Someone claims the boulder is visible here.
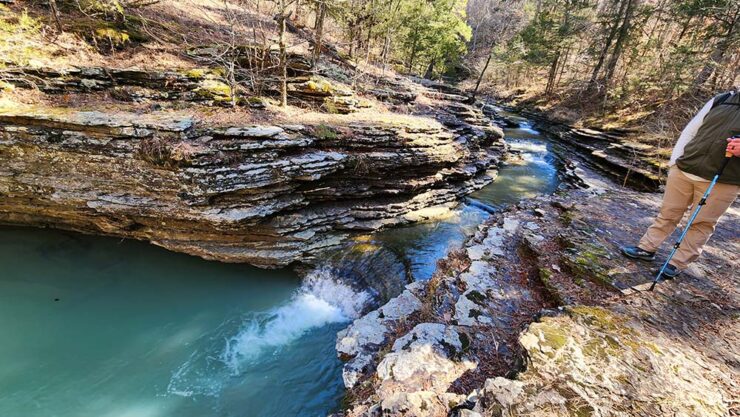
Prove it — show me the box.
[337,288,423,387]
[376,323,476,396]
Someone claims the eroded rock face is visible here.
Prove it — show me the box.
[5,65,370,111]
[337,208,552,417]
[0,104,504,267]
[337,286,424,388]
[487,104,663,191]
[4,66,240,104]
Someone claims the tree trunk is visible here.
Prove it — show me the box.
[587,0,628,92]
[692,8,739,90]
[545,50,561,95]
[278,9,288,107]
[348,23,355,58]
[407,35,419,72]
[556,46,570,86]
[471,20,482,52]
[603,0,638,89]
[424,59,435,79]
[472,47,493,99]
[312,0,326,67]
[381,33,391,75]
[48,0,64,33]
[364,0,375,62]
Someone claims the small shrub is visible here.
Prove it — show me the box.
[0,8,43,65]
[137,135,197,167]
[313,124,338,140]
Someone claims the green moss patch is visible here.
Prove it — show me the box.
[313,124,338,140]
[194,79,233,103]
[562,242,614,287]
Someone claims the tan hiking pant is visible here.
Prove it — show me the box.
[639,166,738,269]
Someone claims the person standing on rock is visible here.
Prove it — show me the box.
[621,90,740,278]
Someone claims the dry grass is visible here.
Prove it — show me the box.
[0,86,443,134]
[1,1,439,130]
[0,4,99,68]
[0,0,308,71]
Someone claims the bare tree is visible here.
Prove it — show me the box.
[312,0,326,66]
[470,0,526,98]
[273,0,297,107]
[48,0,64,33]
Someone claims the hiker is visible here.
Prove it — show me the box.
[621,90,740,278]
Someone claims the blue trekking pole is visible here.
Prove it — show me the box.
[649,143,736,291]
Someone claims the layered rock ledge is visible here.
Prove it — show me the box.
[0,97,504,267]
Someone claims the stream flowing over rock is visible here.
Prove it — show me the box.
[0,72,504,267]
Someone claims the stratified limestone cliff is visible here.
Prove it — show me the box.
[0,90,504,267]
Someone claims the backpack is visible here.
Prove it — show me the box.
[711,91,738,109]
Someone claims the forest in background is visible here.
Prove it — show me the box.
[2,0,739,153]
[465,0,740,144]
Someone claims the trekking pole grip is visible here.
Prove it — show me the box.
[718,135,735,176]
[718,154,732,177]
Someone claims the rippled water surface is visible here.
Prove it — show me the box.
[0,231,366,417]
[0,113,560,417]
[370,117,560,280]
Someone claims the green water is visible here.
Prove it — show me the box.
[0,229,360,417]
[0,114,560,417]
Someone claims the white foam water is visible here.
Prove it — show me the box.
[221,268,371,372]
[516,120,540,134]
[167,267,371,397]
[509,141,548,154]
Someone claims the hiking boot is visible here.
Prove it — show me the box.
[657,264,681,280]
[621,245,656,261]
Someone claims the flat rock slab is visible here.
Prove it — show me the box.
[561,190,739,291]
[338,176,739,416]
[470,306,730,417]
[0,105,194,132]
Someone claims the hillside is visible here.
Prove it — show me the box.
[0,1,507,267]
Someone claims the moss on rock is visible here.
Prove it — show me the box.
[562,242,614,287]
[501,306,729,416]
[194,79,233,103]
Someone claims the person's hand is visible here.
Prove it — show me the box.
[727,137,740,157]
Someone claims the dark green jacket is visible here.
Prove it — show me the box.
[676,92,740,185]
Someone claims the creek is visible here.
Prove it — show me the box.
[0,111,561,417]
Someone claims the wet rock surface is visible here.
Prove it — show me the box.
[336,162,738,416]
